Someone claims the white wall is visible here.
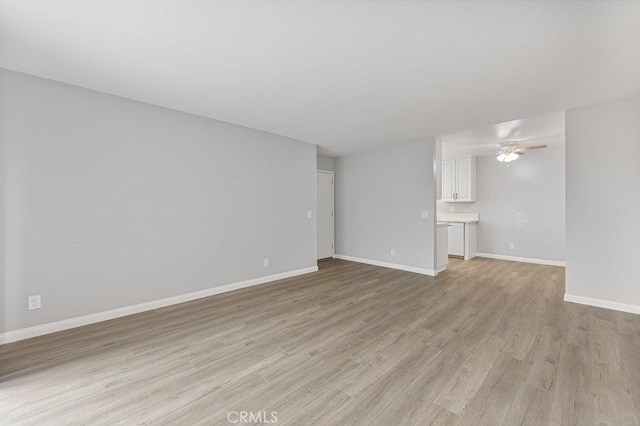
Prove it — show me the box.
[0,69,318,334]
[438,141,566,263]
[335,140,437,273]
[565,95,640,313]
[317,155,335,172]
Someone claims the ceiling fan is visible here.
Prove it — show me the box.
[488,141,548,162]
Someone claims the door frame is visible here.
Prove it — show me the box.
[316,170,335,259]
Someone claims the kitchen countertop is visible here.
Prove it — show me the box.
[437,213,479,223]
[436,222,450,227]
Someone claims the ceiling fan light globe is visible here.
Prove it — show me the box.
[506,152,519,161]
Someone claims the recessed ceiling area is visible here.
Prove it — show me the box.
[1,1,639,156]
[441,111,565,159]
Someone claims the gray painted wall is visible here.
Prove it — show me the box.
[335,140,437,271]
[566,95,640,309]
[438,142,566,262]
[317,155,335,172]
[0,69,317,333]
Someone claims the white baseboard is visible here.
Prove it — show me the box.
[334,254,437,276]
[0,266,318,345]
[476,252,566,267]
[564,293,640,315]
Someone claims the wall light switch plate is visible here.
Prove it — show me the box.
[307,211,313,219]
[390,249,396,256]
[421,211,429,219]
[449,206,456,212]
[263,258,270,267]
[509,243,515,250]
[28,295,41,310]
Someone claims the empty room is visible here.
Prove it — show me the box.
[1,1,639,425]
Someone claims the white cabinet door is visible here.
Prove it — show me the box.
[456,157,471,201]
[442,159,456,202]
[448,223,465,256]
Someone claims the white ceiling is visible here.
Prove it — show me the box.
[1,1,639,156]
[441,110,565,159]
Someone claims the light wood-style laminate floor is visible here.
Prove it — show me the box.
[2,258,640,425]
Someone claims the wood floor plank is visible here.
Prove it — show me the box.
[326,342,442,425]
[523,324,563,391]
[564,302,589,347]
[611,310,640,336]
[503,382,553,426]
[550,341,593,426]
[502,278,548,361]
[135,372,266,424]
[257,335,364,383]
[374,365,450,425]
[196,351,361,424]
[434,333,506,416]
[457,354,526,425]
[337,339,440,398]
[425,297,509,376]
[280,388,352,426]
[253,357,361,424]
[6,357,192,424]
[413,403,461,426]
[618,333,640,400]
[589,315,640,425]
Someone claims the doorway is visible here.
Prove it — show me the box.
[317,170,335,259]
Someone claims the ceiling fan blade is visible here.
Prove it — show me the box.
[520,144,548,150]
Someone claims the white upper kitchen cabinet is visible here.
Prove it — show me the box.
[442,159,456,202]
[442,157,476,202]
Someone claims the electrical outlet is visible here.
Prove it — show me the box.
[509,243,515,250]
[28,295,41,310]
[449,206,456,212]
[263,258,270,267]
[390,249,395,256]
[421,211,429,219]
[307,210,313,219]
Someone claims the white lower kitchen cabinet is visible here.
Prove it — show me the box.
[438,213,479,260]
[448,223,465,256]
[446,222,477,260]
